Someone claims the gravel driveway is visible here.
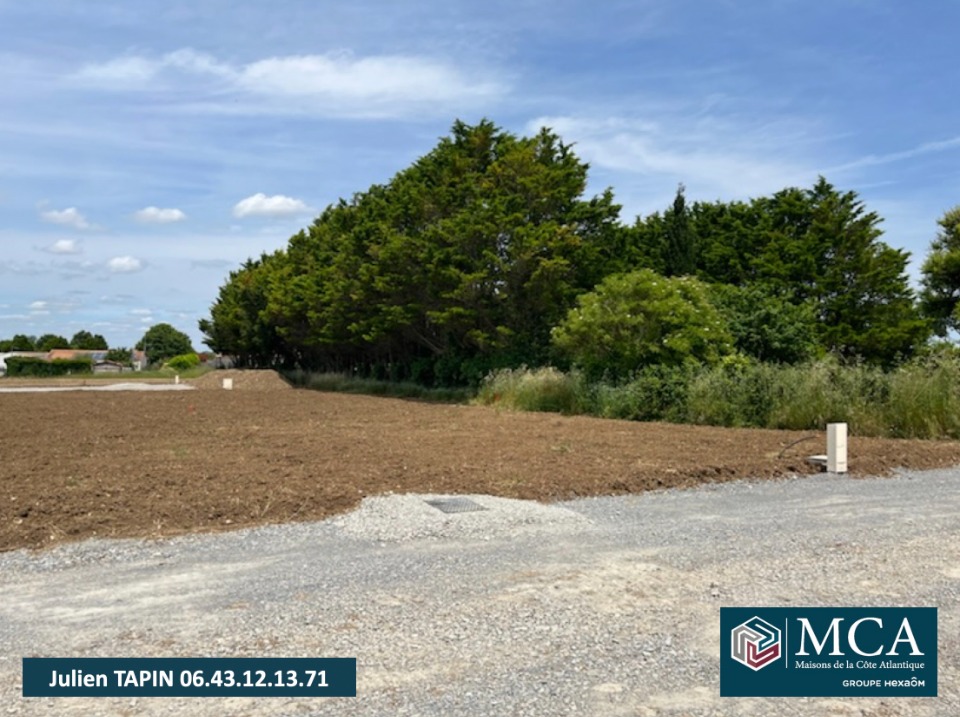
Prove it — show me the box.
[1,468,958,716]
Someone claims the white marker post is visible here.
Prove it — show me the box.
[222,378,233,390]
[827,422,848,473]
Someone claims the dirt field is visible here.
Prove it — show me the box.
[3,370,960,552]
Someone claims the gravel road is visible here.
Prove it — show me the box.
[1,468,958,716]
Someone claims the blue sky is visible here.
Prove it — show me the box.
[2,0,958,349]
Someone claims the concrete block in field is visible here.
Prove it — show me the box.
[827,422,848,473]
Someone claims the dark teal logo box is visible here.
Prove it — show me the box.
[721,607,936,697]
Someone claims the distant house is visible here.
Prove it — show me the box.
[93,360,125,374]
[47,349,109,362]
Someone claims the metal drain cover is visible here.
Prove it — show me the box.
[425,497,488,514]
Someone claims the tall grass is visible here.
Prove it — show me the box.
[284,369,473,403]
[474,366,584,414]
[886,357,960,438]
[475,356,960,439]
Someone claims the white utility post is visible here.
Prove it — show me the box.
[827,422,848,473]
[222,378,233,390]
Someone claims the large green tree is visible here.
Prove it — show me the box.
[630,177,929,364]
[70,330,108,350]
[920,206,960,336]
[199,252,289,368]
[202,120,623,383]
[36,334,70,351]
[663,184,696,276]
[137,323,194,365]
[708,284,818,364]
[5,334,36,351]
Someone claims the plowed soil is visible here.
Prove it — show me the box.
[3,371,960,552]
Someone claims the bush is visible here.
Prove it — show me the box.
[551,269,732,381]
[591,365,693,422]
[165,353,201,371]
[686,357,779,427]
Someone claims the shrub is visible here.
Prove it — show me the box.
[686,357,778,427]
[591,365,693,422]
[552,269,732,381]
[165,353,201,371]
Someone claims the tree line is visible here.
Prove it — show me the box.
[0,330,109,352]
[199,120,960,385]
[0,323,195,366]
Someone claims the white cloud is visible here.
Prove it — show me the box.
[40,207,91,230]
[527,115,819,211]
[107,256,143,273]
[73,49,504,118]
[46,238,81,254]
[130,308,152,315]
[134,206,187,224]
[28,300,47,310]
[236,54,499,105]
[233,193,312,219]
[826,135,960,175]
[74,56,160,85]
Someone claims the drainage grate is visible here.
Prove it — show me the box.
[425,497,488,514]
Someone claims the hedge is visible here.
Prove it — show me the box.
[4,357,93,377]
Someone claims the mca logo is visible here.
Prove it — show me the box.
[732,616,782,671]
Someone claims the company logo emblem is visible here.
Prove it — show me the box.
[732,616,782,671]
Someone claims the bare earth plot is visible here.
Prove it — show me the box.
[2,370,960,552]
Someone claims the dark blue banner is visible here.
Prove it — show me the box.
[23,657,356,697]
[721,607,936,697]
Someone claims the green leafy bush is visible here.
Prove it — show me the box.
[165,353,201,371]
[590,365,693,422]
[552,269,732,381]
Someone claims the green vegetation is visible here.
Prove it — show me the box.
[552,270,731,380]
[69,330,108,350]
[201,122,935,380]
[475,357,960,439]
[284,370,471,403]
[475,366,584,414]
[5,356,93,377]
[0,334,38,351]
[36,334,70,351]
[137,323,195,365]
[187,120,959,437]
[201,120,624,379]
[165,352,201,371]
[920,206,960,336]
[105,347,134,366]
